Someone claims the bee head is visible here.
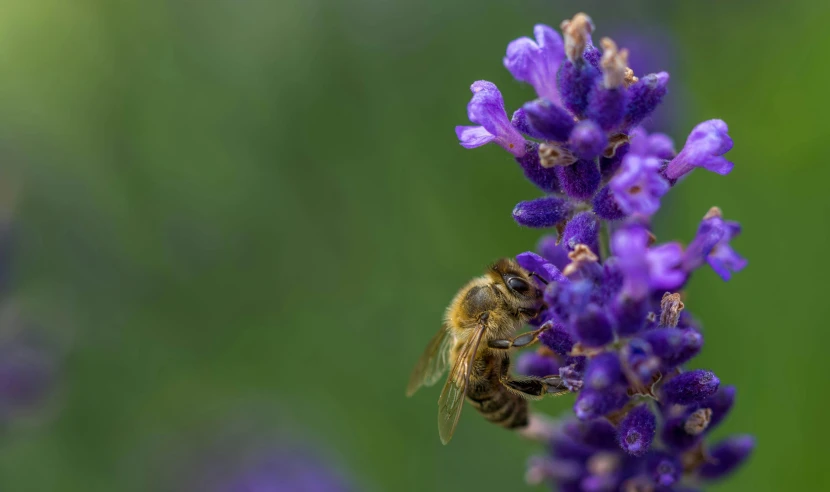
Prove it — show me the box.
[488,258,543,305]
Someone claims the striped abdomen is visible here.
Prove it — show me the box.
[466,357,528,429]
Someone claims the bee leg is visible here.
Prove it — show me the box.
[498,358,570,398]
[487,324,551,350]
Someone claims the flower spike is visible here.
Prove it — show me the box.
[445,12,752,489]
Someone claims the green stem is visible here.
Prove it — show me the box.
[599,221,610,261]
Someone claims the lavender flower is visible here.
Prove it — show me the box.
[665,119,734,179]
[452,11,753,490]
[504,25,565,106]
[455,81,526,157]
[684,207,748,280]
[609,153,669,216]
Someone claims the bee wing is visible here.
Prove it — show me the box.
[406,324,452,397]
[437,323,487,445]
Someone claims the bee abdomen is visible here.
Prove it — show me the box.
[467,386,528,430]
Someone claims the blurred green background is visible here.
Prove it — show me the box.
[0,0,826,490]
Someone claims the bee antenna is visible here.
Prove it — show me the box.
[529,272,549,285]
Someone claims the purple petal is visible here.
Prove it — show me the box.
[609,154,669,216]
[708,244,748,281]
[646,242,686,290]
[516,251,568,284]
[684,210,746,280]
[611,223,651,299]
[455,126,495,149]
[461,81,526,157]
[503,25,563,104]
[665,119,734,179]
[537,235,570,270]
[629,127,676,159]
[648,133,677,159]
[699,435,755,480]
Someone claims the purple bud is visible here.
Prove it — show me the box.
[583,44,601,69]
[564,418,619,450]
[665,120,733,179]
[516,142,563,193]
[525,456,582,485]
[513,196,572,228]
[516,351,560,378]
[556,160,601,201]
[612,295,648,336]
[584,352,623,391]
[587,86,626,131]
[574,388,627,420]
[617,404,656,456]
[699,385,736,430]
[592,186,628,221]
[550,431,594,461]
[661,369,720,405]
[572,304,614,347]
[537,235,570,270]
[623,339,661,385]
[624,72,669,128]
[523,99,575,142]
[568,120,607,160]
[648,452,681,487]
[599,143,628,179]
[642,328,703,369]
[511,108,547,140]
[661,413,702,452]
[562,212,600,257]
[557,60,601,117]
[698,435,755,480]
[540,323,574,356]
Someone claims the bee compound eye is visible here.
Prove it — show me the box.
[507,277,530,294]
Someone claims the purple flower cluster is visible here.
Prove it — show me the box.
[455,13,752,491]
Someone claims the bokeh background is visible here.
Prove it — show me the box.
[0,0,826,490]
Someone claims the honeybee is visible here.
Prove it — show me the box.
[406,258,568,444]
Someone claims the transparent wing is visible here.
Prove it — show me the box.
[406,324,452,397]
[437,323,487,445]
